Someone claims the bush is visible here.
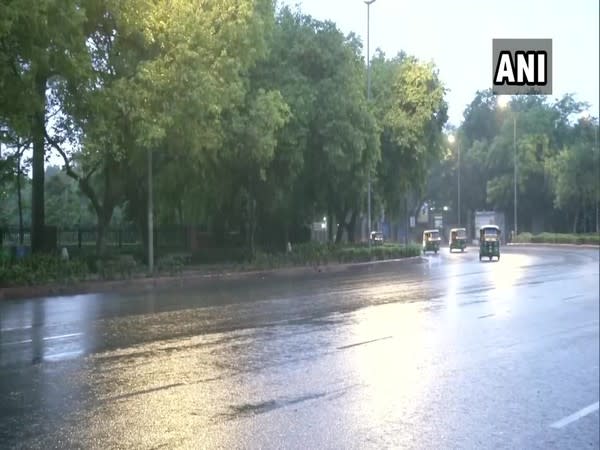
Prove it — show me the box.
[0,254,89,287]
[252,242,421,268]
[191,247,252,264]
[515,232,599,245]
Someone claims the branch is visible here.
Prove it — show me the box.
[83,161,101,182]
[44,129,79,181]
[44,129,103,216]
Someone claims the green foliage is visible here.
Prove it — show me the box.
[428,91,598,234]
[251,243,421,269]
[0,255,89,286]
[514,232,599,245]
[371,51,448,217]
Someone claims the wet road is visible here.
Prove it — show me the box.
[1,246,598,449]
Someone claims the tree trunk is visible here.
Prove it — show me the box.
[249,197,257,258]
[213,210,226,247]
[96,217,107,258]
[31,73,47,253]
[572,207,579,233]
[347,210,357,243]
[335,217,345,244]
[284,223,290,252]
[96,205,115,258]
[327,208,334,244]
[178,200,184,226]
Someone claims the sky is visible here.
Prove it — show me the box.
[281,0,599,126]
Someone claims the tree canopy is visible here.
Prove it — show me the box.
[1,1,596,261]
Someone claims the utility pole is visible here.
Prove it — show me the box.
[458,139,461,226]
[513,115,517,238]
[147,148,154,274]
[594,123,600,233]
[365,0,376,248]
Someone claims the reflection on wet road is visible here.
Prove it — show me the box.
[1,246,598,449]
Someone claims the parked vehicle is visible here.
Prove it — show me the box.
[449,227,467,252]
[479,225,501,261]
[422,229,441,254]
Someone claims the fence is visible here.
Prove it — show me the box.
[0,226,233,255]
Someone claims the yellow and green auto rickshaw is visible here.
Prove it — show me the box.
[422,229,441,254]
[479,225,500,261]
[449,227,467,253]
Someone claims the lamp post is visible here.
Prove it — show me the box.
[498,96,517,239]
[365,0,376,247]
[594,119,600,233]
[147,148,154,273]
[513,114,517,237]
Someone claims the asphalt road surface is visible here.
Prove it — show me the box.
[1,245,598,449]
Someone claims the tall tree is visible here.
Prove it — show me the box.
[0,0,90,252]
[371,51,448,225]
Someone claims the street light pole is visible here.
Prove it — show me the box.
[457,139,461,226]
[513,115,517,238]
[365,0,375,248]
[147,148,154,274]
[595,120,599,233]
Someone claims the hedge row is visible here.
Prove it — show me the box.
[0,242,422,287]
[0,255,89,287]
[251,243,422,269]
[514,232,599,245]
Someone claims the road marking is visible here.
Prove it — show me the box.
[550,402,599,429]
[0,325,32,332]
[1,332,82,346]
[337,335,393,350]
[43,350,84,362]
[1,338,33,346]
[478,313,495,319]
[43,332,83,341]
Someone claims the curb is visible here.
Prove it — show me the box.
[0,255,426,302]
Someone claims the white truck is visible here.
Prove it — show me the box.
[474,211,506,243]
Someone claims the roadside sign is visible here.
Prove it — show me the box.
[410,216,415,228]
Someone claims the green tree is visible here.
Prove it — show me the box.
[548,117,599,232]
[0,0,91,252]
[485,95,587,232]
[371,51,448,227]
[47,0,275,257]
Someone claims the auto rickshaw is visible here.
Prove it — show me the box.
[449,227,467,252]
[422,229,441,254]
[479,225,501,261]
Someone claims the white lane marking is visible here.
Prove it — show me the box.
[550,402,600,429]
[43,350,84,362]
[1,332,82,346]
[2,338,33,345]
[0,325,32,332]
[43,332,83,341]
